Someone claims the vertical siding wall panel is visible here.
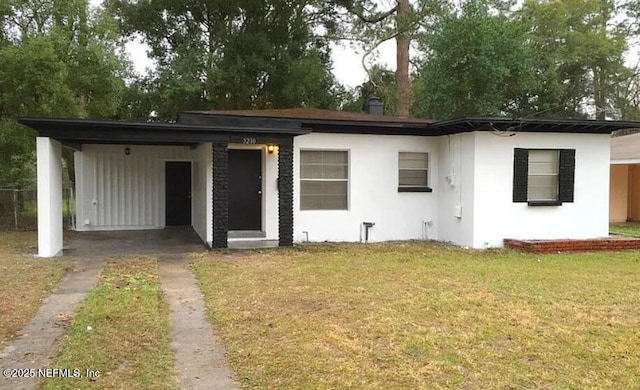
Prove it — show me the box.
[130,158,137,226]
[77,145,191,230]
[144,154,150,226]
[125,157,131,226]
[115,157,121,225]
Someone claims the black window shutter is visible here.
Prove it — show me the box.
[559,149,575,202]
[513,148,529,202]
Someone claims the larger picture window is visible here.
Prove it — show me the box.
[300,150,348,210]
[513,148,575,205]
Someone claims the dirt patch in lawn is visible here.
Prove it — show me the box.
[0,232,70,348]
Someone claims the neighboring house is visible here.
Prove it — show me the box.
[610,131,640,222]
[19,104,640,257]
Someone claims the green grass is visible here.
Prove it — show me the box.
[193,243,640,389]
[40,256,176,390]
[610,222,640,236]
[0,232,69,348]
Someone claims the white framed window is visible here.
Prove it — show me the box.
[527,149,559,201]
[513,148,574,205]
[398,152,431,192]
[300,150,348,210]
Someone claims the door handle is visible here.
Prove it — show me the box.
[258,190,262,195]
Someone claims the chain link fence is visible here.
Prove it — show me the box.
[0,188,74,231]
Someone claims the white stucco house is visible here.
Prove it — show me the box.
[20,105,640,257]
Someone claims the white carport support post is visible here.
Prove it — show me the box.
[37,137,63,257]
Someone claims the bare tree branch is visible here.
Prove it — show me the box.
[360,31,399,81]
[345,3,397,23]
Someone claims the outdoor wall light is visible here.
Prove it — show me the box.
[124,147,131,156]
[267,144,276,154]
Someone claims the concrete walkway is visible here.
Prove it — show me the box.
[159,254,239,390]
[0,255,107,390]
[0,229,238,390]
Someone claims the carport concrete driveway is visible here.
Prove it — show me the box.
[0,227,238,390]
[66,227,207,256]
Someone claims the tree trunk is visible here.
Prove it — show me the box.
[594,65,606,120]
[395,0,410,117]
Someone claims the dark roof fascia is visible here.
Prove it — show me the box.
[179,112,640,135]
[21,115,640,144]
[300,120,430,136]
[428,117,640,134]
[19,116,310,145]
[177,112,301,130]
[19,116,309,135]
[180,112,433,135]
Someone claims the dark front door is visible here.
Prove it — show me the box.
[165,161,191,226]
[229,149,262,230]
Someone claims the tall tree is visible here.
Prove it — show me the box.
[518,0,629,118]
[110,0,341,119]
[613,66,640,120]
[0,37,78,187]
[412,0,536,119]
[332,0,445,117]
[0,0,129,187]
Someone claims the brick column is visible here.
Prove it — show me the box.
[278,139,294,246]
[212,142,229,249]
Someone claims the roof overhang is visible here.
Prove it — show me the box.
[18,116,310,149]
[19,114,640,149]
[427,117,640,135]
[179,111,431,136]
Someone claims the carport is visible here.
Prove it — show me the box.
[20,115,308,257]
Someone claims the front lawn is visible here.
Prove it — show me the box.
[0,232,69,348]
[193,243,640,389]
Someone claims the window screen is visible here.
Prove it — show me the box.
[527,150,559,201]
[399,152,429,188]
[300,150,348,210]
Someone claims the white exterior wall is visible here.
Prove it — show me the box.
[264,147,280,239]
[70,131,610,249]
[436,133,476,247]
[192,143,213,246]
[471,131,611,248]
[75,144,193,230]
[293,133,439,242]
[37,137,63,257]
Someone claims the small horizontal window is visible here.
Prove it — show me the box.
[399,152,429,191]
